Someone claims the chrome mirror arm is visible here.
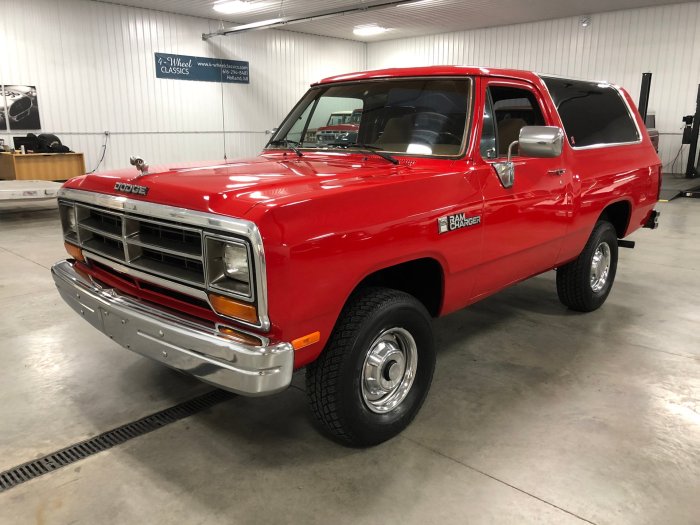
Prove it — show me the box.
[506,140,519,162]
[493,140,519,189]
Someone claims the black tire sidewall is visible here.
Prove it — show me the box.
[338,299,435,445]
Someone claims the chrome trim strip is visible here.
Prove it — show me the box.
[52,260,291,396]
[59,188,271,332]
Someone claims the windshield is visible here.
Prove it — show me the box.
[268,77,472,156]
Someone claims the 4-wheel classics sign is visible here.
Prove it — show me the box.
[155,52,249,84]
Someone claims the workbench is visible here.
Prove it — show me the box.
[0,152,85,181]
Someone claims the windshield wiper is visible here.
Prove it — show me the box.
[267,139,303,158]
[325,142,399,165]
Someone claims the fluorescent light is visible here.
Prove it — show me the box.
[229,17,283,31]
[213,1,266,14]
[353,24,390,37]
[398,0,433,6]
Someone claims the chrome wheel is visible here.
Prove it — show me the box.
[361,327,418,414]
[590,241,611,293]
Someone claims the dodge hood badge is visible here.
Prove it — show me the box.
[114,181,149,195]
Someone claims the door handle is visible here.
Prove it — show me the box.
[547,168,566,176]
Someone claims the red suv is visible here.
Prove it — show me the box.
[53,66,661,446]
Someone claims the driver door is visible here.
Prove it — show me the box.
[473,79,571,298]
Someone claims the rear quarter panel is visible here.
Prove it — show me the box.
[549,86,661,264]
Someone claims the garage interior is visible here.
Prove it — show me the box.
[1,1,699,523]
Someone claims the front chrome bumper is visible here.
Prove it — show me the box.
[51,260,293,396]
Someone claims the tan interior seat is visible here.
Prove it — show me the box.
[497,118,526,155]
[378,115,413,149]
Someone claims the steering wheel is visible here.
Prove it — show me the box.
[436,131,462,145]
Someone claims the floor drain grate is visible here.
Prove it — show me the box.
[0,389,234,493]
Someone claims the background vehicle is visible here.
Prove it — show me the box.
[315,109,362,145]
[53,67,661,446]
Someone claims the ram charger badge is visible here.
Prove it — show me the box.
[438,212,482,234]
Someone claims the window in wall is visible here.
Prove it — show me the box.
[541,76,640,148]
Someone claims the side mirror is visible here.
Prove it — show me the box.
[518,126,564,158]
[492,126,564,189]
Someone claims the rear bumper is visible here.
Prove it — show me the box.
[51,260,293,396]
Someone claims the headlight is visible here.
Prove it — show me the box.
[205,236,253,298]
[223,243,250,283]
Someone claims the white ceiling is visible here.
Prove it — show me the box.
[97,0,687,41]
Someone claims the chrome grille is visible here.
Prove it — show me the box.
[63,202,206,287]
[57,189,270,331]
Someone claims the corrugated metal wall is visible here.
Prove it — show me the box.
[368,2,700,170]
[0,0,365,172]
[2,1,697,172]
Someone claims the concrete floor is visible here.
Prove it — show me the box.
[0,198,698,525]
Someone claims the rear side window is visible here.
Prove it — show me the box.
[542,77,640,148]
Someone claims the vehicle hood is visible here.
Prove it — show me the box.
[63,153,420,218]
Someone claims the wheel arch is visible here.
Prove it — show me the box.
[350,257,445,318]
[599,199,632,238]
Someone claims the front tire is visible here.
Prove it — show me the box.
[306,287,435,447]
[556,221,619,312]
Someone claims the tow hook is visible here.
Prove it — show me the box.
[618,239,636,249]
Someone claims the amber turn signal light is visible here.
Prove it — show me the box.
[209,293,258,324]
[292,331,320,350]
[217,326,263,346]
[64,242,85,262]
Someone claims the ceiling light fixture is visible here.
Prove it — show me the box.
[353,24,390,37]
[398,0,433,6]
[228,17,283,31]
[213,1,265,15]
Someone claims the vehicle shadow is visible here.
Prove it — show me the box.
[50,268,635,523]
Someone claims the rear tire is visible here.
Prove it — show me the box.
[306,287,435,447]
[556,221,618,312]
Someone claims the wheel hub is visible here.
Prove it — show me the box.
[361,328,417,414]
[590,241,611,292]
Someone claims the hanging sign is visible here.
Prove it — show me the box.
[155,52,249,84]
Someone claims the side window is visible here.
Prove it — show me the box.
[488,86,545,156]
[480,90,497,159]
[542,77,640,147]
